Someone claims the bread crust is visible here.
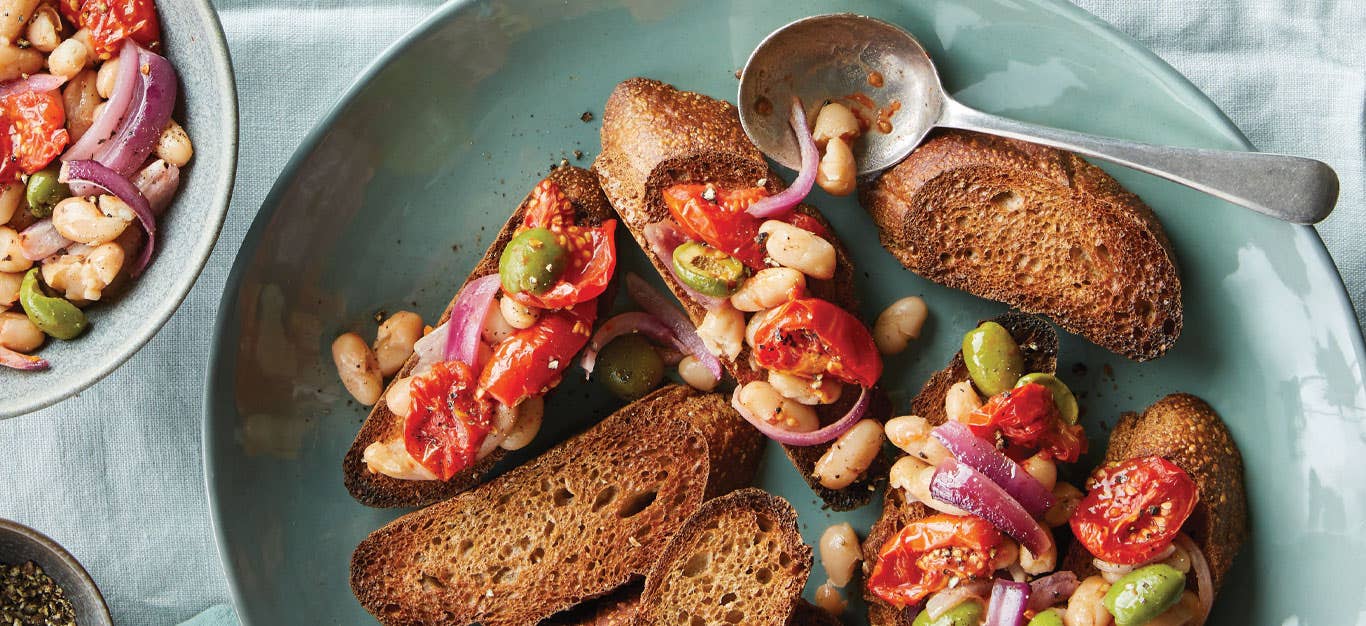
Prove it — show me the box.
[593,77,887,510]
[342,165,616,508]
[862,130,1182,361]
[350,386,763,626]
[862,312,1059,625]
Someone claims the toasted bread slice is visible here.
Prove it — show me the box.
[635,488,812,626]
[862,130,1181,361]
[342,165,615,508]
[594,77,887,510]
[545,585,838,626]
[350,386,763,625]
[862,312,1058,626]
[1062,393,1248,594]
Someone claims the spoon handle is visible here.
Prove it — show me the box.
[939,99,1338,224]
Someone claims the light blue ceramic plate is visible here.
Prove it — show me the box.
[204,1,1365,624]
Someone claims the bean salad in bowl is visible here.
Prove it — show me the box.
[0,0,190,371]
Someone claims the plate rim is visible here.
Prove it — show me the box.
[200,0,1365,623]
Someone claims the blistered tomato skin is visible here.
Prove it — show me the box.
[479,301,596,407]
[62,0,162,58]
[403,360,493,481]
[507,180,616,310]
[1070,455,1199,565]
[750,298,882,388]
[866,514,1003,608]
[2,91,70,176]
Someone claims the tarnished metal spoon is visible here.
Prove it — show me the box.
[738,13,1338,224]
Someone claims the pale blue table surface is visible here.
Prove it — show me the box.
[0,0,1360,623]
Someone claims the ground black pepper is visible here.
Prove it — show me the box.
[0,560,77,625]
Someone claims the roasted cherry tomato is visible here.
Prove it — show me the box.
[964,382,1086,463]
[1070,456,1199,565]
[506,179,617,310]
[750,298,882,387]
[479,301,595,407]
[663,183,771,269]
[403,360,493,481]
[2,90,69,177]
[866,514,1004,608]
[61,0,162,58]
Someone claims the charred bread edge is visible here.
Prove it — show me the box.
[343,165,616,508]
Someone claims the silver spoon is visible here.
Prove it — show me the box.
[737,14,1338,224]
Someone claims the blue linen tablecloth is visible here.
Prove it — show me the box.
[0,1,1360,623]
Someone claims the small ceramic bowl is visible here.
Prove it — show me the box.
[0,0,238,418]
[0,518,112,625]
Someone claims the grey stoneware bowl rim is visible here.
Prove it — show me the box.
[0,517,113,625]
[201,0,1365,623]
[1,0,239,418]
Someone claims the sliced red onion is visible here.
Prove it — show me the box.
[745,96,818,219]
[642,220,725,311]
[64,40,138,162]
[932,421,1054,517]
[730,383,869,446]
[0,345,49,371]
[1175,533,1213,621]
[442,274,500,368]
[624,272,722,380]
[60,159,156,275]
[94,44,177,176]
[131,159,180,216]
[19,219,70,261]
[581,311,687,378]
[984,579,1031,626]
[0,73,67,98]
[930,458,1054,555]
[410,323,447,376]
[925,581,991,620]
[1026,572,1080,612]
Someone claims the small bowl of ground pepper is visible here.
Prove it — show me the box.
[0,519,110,626]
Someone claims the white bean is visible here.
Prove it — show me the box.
[730,267,804,312]
[888,454,929,493]
[0,0,39,41]
[814,582,847,616]
[813,419,883,489]
[992,538,1020,570]
[40,242,121,303]
[481,300,516,344]
[812,102,860,147]
[373,310,423,377]
[884,415,932,456]
[909,463,969,515]
[24,3,59,52]
[0,183,20,225]
[945,380,984,422]
[96,56,119,98]
[1144,591,1200,626]
[0,43,44,82]
[154,119,193,167]
[759,220,836,279]
[362,438,437,481]
[1021,452,1058,491]
[768,370,841,405]
[0,310,42,352]
[744,306,773,349]
[499,396,544,451]
[0,271,19,307]
[1161,542,1192,574]
[1044,482,1084,528]
[816,136,857,197]
[819,522,861,587]
[697,302,744,360]
[1064,576,1113,626]
[52,196,131,245]
[0,226,32,273]
[61,69,99,141]
[873,296,928,355]
[332,332,382,406]
[385,376,413,418]
[736,380,818,433]
[677,354,718,392]
[498,295,539,329]
[1020,539,1057,575]
[47,37,88,78]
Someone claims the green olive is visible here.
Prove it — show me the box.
[25,167,70,218]
[1027,609,1066,626]
[19,269,86,340]
[1103,564,1186,626]
[672,241,747,297]
[962,321,1025,396]
[911,599,985,626]
[1016,372,1080,424]
[499,227,568,295]
[594,334,665,401]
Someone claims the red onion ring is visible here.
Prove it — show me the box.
[745,96,818,219]
[131,159,180,216]
[442,274,501,368]
[930,458,1054,555]
[984,579,1031,626]
[1026,571,1080,612]
[730,383,869,446]
[1175,533,1213,622]
[64,40,138,162]
[0,73,67,98]
[0,345,49,371]
[94,44,177,176]
[642,220,724,310]
[59,159,156,275]
[624,272,722,380]
[932,421,1054,516]
[18,219,70,261]
[580,311,688,378]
